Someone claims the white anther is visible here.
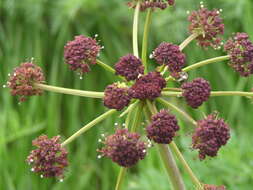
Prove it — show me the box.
[59,179,64,182]
[98,139,102,143]
[31,168,35,172]
[200,4,204,8]
[13,73,17,76]
[79,76,83,80]
[97,155,102,159]
[101,133,105,137]
[143,149,146,153]
[95,34,98,38]
[219,9,223,12]
[3,85,6,88]
[216,11,220,14]
[101,46,105,49]
[114,122,118,126]
[8,73,11,76]
[30,159,34,163]
[122,123,126,127]
[186,10,190,14]
[40,174,44,178]
[149,54,153,59]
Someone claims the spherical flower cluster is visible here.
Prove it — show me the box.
[26,135,68,179]
[127,0,175,11]
[103,83,131,110]
[192,114,230,160]
[152,42,186,78]
[6,62,45,102]
[64,35,101,75]
[115,54,144,81]
[204,184,227,190]
[146,109,179,144]
[188,6,224,49]
[224,32,253,77]
[181,78,211,109]
[98,129,147,167]
[129,71,166,100]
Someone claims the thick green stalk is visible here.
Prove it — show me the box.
[115,102,143,190]
[61,109,116,146]
[179,33,199,51]
[162,91,253,98]
[170,142,203,190]
[146,100,186,190]
[133,1,141,57]
[165,55,230,81]
[157,144,186,190]
[157,98,197,126]
[34,83,104,98]
[142,6,153,73]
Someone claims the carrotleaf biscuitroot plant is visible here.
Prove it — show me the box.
[3,1,253,190]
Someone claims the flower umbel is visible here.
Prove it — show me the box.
[98,129,147,167]
[115,54,144,81]
[188,5,224,49]
[103,83,131,111]
[64,35,101,75]
[127,0,175,11]
[146,109,179,144]
[27,135,68,179]
[152,42,186,78]
[129,71,166,100]
[192,114,230,160]
[7,62,45,102]
[181,78,211,109]
[224,32,253,77]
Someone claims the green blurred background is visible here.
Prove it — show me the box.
[1,0,253,189]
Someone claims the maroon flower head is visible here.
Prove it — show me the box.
[115,54,144,81]
[6,62,45,102]
[146,109,179,144]
[64,35,101,75]
[204,184,227,190]
[129,71,166,100]
[98,129,147,167]
[192,114,230,160]
[27,135,68,179]
[152,42,186,77]
[188,5,224,49]
[127,0,175,11]
[224,32,253,77]
[103,83,131,111]
[181,78,211,109]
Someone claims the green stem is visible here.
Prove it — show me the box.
[157,98,197,126]
[165,55,230,81]
[133,1,141,57]
[115,168,127,190]
[145,100,185,190]
[179,33,199,51]
[34,83,104,98]
[163,88,182,92]
[157,144,186,190]
[162,91,253,98]
[170,142,203,190]
[119,100,139,118]
[61,109,116,146]
[96,60,115,74]
[115,102,143,190]
[142,6,153,73]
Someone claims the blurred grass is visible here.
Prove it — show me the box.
[1,0,253,189]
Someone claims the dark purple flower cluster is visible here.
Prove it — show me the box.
[129,71,166,100]
[27,135,68,179]
[103,83,131,110]
[188,6,224,49]
[224,32,253,77]
[146,109,179,144]
[192,114,230,160]
[7,62,45,102]
[127,0,175,11]
[99,129,147,167]
[115,54,144,81]
[181,78,211,109]
[152,42,186,78]
[64,35,101,75]
[204,184,227,190]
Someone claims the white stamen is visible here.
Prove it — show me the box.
[31,168,35,172]
[149,54,153,59]
[143,149,146,153]
[8,73,11,76]
[40,174,44,178]
[95,34,98,38]
[186,10,190,14]
[101,133,105,137]
[122,123,126,127]
[3,85,6,88]
[97,155,102,159]
[79,76,83,80]
[216,11,220,14]
[30,159,34,163]
[101,46,105,49]
[114,122,118,126]
[200,4,204,8]
[98,139,102,143]
[13,73,17,76]
[219,9,223,12]
[59,179,64,182]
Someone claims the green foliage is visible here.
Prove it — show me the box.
[1,0,253,189]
